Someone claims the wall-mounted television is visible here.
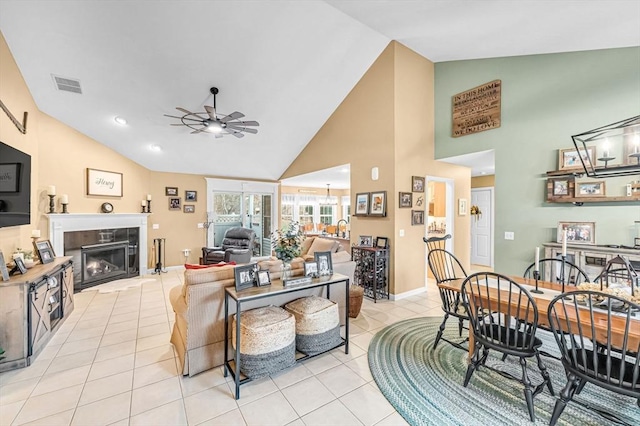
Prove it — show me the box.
[0,141,31,228]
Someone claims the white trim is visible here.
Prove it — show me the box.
[390,285,427,301]
[425,176,455,289]
[47,213,149,275]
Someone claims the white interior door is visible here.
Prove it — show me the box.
[470,187,493,267]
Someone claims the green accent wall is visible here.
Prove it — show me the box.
[435,47,640,275]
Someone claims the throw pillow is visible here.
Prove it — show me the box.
[184,261,237,269]
[307,237,339,256]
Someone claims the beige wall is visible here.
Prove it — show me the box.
[471,175,495,188]
[283,41,471,296]
[1,32,43,258]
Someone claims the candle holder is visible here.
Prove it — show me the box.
[597,155,615,168]
[146,200,152,213]
[530,270,543,294]
[48,195,55,213]
[61,203,69,214]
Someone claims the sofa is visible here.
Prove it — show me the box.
[169,236,355,376]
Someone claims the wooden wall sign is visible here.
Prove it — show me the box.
[452,80,501,137]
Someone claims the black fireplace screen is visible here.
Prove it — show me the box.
[81,241,129,287]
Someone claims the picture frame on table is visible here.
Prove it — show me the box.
[369,191,387,216]
[0,251,10,281]
[314,251,333,276]
[36,240,55,264]
[411,210,424,226]
[552,178,571,196]
[13,257,27,275]
[86,168,123,197]
[304,261,319,278]
[399,192,412,208]
[234,264,256,291]
[375,236,388,249]
[354,192,370,216]
[412,176,425,192]
[558,147,596,171]
[165,187,178,196]
[256,270,271,287]
[168,197,181,210]
[557,221,596,245]
[575,181,605,197]
[185,190,197,201]
[358,235,373,247]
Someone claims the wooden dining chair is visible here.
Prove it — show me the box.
[426,248,468,349]
[547,291,640,425]
[523,257,590,286]
[461,272,554,422]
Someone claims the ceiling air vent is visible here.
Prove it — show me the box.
[52,75,82,94]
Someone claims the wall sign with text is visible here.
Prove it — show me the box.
[86,168,123,197]
[452,79,501,137]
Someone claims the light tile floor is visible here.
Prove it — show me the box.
[0,270,445,426]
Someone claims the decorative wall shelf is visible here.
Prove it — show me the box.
[545,169,640,206]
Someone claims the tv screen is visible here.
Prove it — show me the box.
[0,141,31,228]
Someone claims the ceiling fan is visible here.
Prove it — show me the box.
[164,87,259,138]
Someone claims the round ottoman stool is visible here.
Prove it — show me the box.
[285,296,341,356]
[232,305,296,379]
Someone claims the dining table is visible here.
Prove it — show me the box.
[438,275,640,360]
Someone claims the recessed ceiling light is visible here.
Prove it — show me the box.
[149,144,162,152]
[114,116,128,125]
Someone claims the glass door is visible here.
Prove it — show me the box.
[206,179,278,259]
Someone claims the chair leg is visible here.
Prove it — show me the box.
[575,379,586,395]
[535,352,554,396]
[519,357,535,422]
[501,353,508,362]
[463,343,481,387]
[458,317,464,337]
[550,373,580,426]
[433,313,449,349]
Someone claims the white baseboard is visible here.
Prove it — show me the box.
[389,286,427,301]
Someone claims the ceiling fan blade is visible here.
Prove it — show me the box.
[233,120,259,127]
[225,130,245,138]
[204,105,217,120]
[176,107,195,115]
[190,129,205,134]
[165,114,204,123]
[226,125,258,134]
[220,111,245,123]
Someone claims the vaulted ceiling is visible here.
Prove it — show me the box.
[1,1,638,184]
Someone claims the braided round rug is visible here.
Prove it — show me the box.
[367,317,639,426]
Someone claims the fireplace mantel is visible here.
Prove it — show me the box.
[47,213,149,275]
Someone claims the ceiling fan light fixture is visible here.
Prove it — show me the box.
[164,86,259,138]
[114,116,127,125]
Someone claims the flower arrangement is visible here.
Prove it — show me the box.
[272,221,305,262]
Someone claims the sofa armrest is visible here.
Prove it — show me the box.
[182,279,235,350]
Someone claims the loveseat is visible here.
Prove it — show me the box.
[169,236,356,376]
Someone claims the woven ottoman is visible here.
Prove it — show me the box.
[285,296,342,356]
[232,306,296,379]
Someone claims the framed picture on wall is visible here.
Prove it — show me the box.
[369,191,387,216]
[86,168,123,197]
[557,221,595,245]
[558,147,596,171]
[411,210,424,226]
[169,197,181,210]
[354,192,370,216]
[399,192,412,208]
[412,176,425,192]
